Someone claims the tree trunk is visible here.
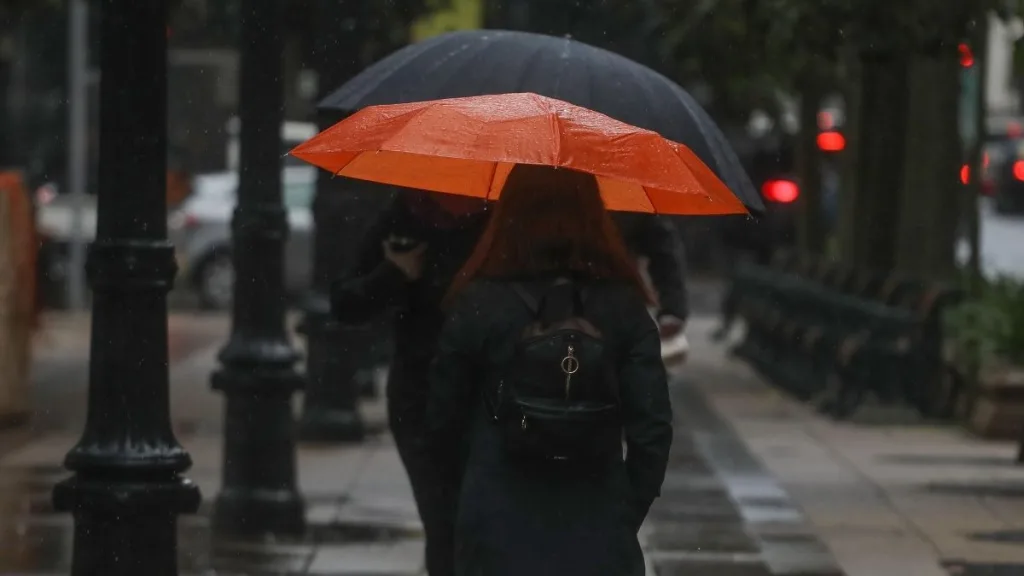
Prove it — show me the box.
[795,76,825,255]
[837,50,861,265]
[895,53,961,280]
[964,18,989,295]
[838,53,908,271]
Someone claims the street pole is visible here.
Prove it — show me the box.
[66,0,88,310]
[297,0,369,443]
[52,0,200,574]
[211,0,305,536]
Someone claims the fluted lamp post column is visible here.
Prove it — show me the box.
[209,0,305,537]
[52,0,201,574]
[297,0,372,443]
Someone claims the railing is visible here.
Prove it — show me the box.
[723,251,963,420]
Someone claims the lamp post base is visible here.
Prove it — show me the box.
[298,296,367,444]
[211,487,306,538]
[54,475,200,576]
[212,367,306,538]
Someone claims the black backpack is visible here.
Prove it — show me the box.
[486,279,622,464]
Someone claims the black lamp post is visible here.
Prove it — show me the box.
[209,0,305,537]
[299,109,385,438]
[297,116,374,443]
[51,0,201,574]
[297,1,372,443]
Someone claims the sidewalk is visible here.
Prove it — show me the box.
[690,317,1024,576]
[2,312,427,575]
[7,312,1023,575]
[2,311,843,575]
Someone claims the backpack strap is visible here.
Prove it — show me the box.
[511,283,541,317]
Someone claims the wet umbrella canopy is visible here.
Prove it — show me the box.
[319,29,764,214]
[293,93,748,216]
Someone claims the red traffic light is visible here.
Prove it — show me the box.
[959,43,974,68]
[817,131,845,152]
[761,179,799,203]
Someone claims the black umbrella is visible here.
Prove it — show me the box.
[319,29,763,214]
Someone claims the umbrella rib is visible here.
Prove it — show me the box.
[485,161,501,202]
[621,65,715,201]
[643,188,659,215]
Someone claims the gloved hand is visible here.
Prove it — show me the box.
[657,314,685,338]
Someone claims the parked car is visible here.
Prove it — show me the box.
[170,166,316,309]
[35,165,317,310]
[990,138,1024,214]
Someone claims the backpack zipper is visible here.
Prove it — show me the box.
[562,344,578,399]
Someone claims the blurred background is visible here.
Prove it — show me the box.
[4,1,1023,311]
[5,2,1024,575]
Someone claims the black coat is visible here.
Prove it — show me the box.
[330,192,489,416]
[427,279,673,576]
[330,194,689,410]
[612,213,689,322]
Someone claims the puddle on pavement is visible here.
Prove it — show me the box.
[967,529,1024,544]
[0,467,415,574]
[659,472,725,492]
[647,519,759,553]
[651,554,773,576]
[0,516,414,573]
[311,521,421,545]
[926,482,1024,499]
[734,496,790,508]
[882,454,1019,467]
[945,561,1024,575]
[648,483,743,522]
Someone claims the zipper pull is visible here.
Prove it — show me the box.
[562,344,578,399]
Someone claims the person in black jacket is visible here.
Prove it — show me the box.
[330,187,685,575]
[427,164,672,575]
[331,190,488,576]
[613,212,689,343]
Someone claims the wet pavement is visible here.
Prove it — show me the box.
[23,311,228,437]
[0,373,843,576]
[643,373,842,576]
[1,322,847,576]
[0,431,427,575]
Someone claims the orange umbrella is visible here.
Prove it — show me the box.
[290,93,748,216]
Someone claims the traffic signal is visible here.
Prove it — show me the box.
[817,131,845,152]
[959,43,974,68]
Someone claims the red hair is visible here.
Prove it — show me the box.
[445,164,649,305]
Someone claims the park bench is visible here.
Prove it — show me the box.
[729,260,942,420]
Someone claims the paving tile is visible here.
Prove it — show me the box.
[943,560,1024,575]
[739,504,803,525]
[306,540,423,575]
[647,520,759,553]
[3,315,859,575]
[650,551,772,576]
[760,537,842,575]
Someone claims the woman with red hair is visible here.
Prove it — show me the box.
[427,164,672,576]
